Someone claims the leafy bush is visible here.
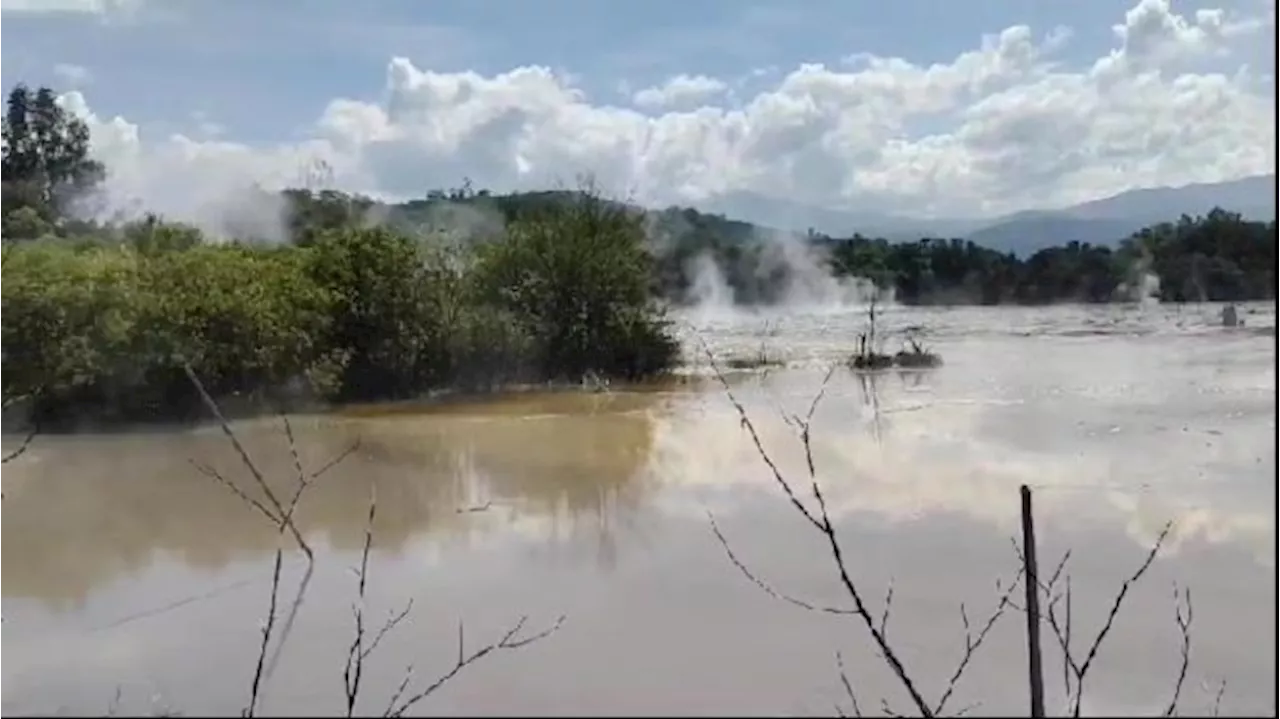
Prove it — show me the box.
[1,188,680,423]
[472,190,679,380]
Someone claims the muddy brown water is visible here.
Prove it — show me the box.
[2,304,1276,716]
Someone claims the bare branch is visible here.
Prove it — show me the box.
[706,512,856,616]
[1,421,38,464]
[698,343,934,717]
[696,339,823,531]
[262,561,315,686]
[182,363,313,562]
[188,459,277,525]
[1023,526,1175,717]
[320,476,563,718]
[933,568,1024,716]
[181,370,359,716]
[1162,585,1193,717]
[835,651,863,718]
[106,686,123,717]
[1062,576,1074,703]
[1210,678,1227,717]
[342,482,378,718]
[878,581,895,641]
[362,601,415,662]
[309,438,362,482]
[383,665,416,718]
[243,546,284,718]
[1,387,42,469]
[384,614,567,718]
[1069,522,1173,717]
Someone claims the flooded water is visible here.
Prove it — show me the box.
[3,303,1276,717]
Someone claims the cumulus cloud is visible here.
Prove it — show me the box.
[1,0,141,14]
[55,0,1278,223]
[631,74,729,109]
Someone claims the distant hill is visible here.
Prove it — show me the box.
[964,174,1277,256]
[696,175,1277,256]
[289,174,1275,260]
[1064,174,1275,222]
[697,191,983,241]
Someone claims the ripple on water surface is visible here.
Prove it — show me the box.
[2,303,1275,716]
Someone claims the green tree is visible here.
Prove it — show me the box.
[472,187,679,379]
[2,84,106,227]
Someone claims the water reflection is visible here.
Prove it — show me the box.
[1,389,673,608]
[1,305,1274,716]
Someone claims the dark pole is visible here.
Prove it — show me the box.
[1021,484,1046,718]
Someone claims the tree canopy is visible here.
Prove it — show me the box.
[1,84,105,230]
[2,81,1275,425]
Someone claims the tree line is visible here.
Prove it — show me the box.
[643,206,1275,306]
[273,186,1278,306]
[1,84,678,424]
[2,82,1275,422]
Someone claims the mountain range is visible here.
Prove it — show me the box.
[700,174,1277,256]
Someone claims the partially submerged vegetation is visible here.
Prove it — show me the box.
[724,319,786,370]
[847,297,943,372]
[3,80,1272,424]
[894,336,943,369]
[1,199,681,424]
[1,85,680,424]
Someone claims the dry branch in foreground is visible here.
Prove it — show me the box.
[1009,523,1201,718]
[701,340,1212,718]
[2,390,40,465]
[183,367,563,717]
[699,342,1023,717]
[337,482,566,718]
[183,366,354,716]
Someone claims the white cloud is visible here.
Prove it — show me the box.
[51,62,91,88]
[56,0,1277,224]
[631,74,729,110]
[1,0,141,14]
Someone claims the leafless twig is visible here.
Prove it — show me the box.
[1064,522,1172,717]
[1,390,40,465]
[706,512,857,616]
[326,481,564,718]
[244,547,284,718]
[262,561,315,686]
[181,367,358,716]
[343,483,382,717]
[1022,525,1177,717]
[835,651,863,718]
[932,569,1024,716]
[1210,678,1227,717]
[182,364,315,562]
[1162,584,1193,717]
[1,422,38,464]
[382,613,566,718]
[699,341,934,717]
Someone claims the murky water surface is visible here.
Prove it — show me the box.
[3,303,1276,716]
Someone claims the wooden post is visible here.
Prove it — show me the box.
[1020,484,1046,718]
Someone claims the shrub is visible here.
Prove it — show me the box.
[471,190,679,381]
[1,186,682,423]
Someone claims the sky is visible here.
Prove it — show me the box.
[1,0,1276,222]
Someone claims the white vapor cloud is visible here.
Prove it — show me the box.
[631,74,729,109]
[52,0,1279,225]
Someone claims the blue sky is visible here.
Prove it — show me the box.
[1,0,1274,220]
[0,0,1210,142]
